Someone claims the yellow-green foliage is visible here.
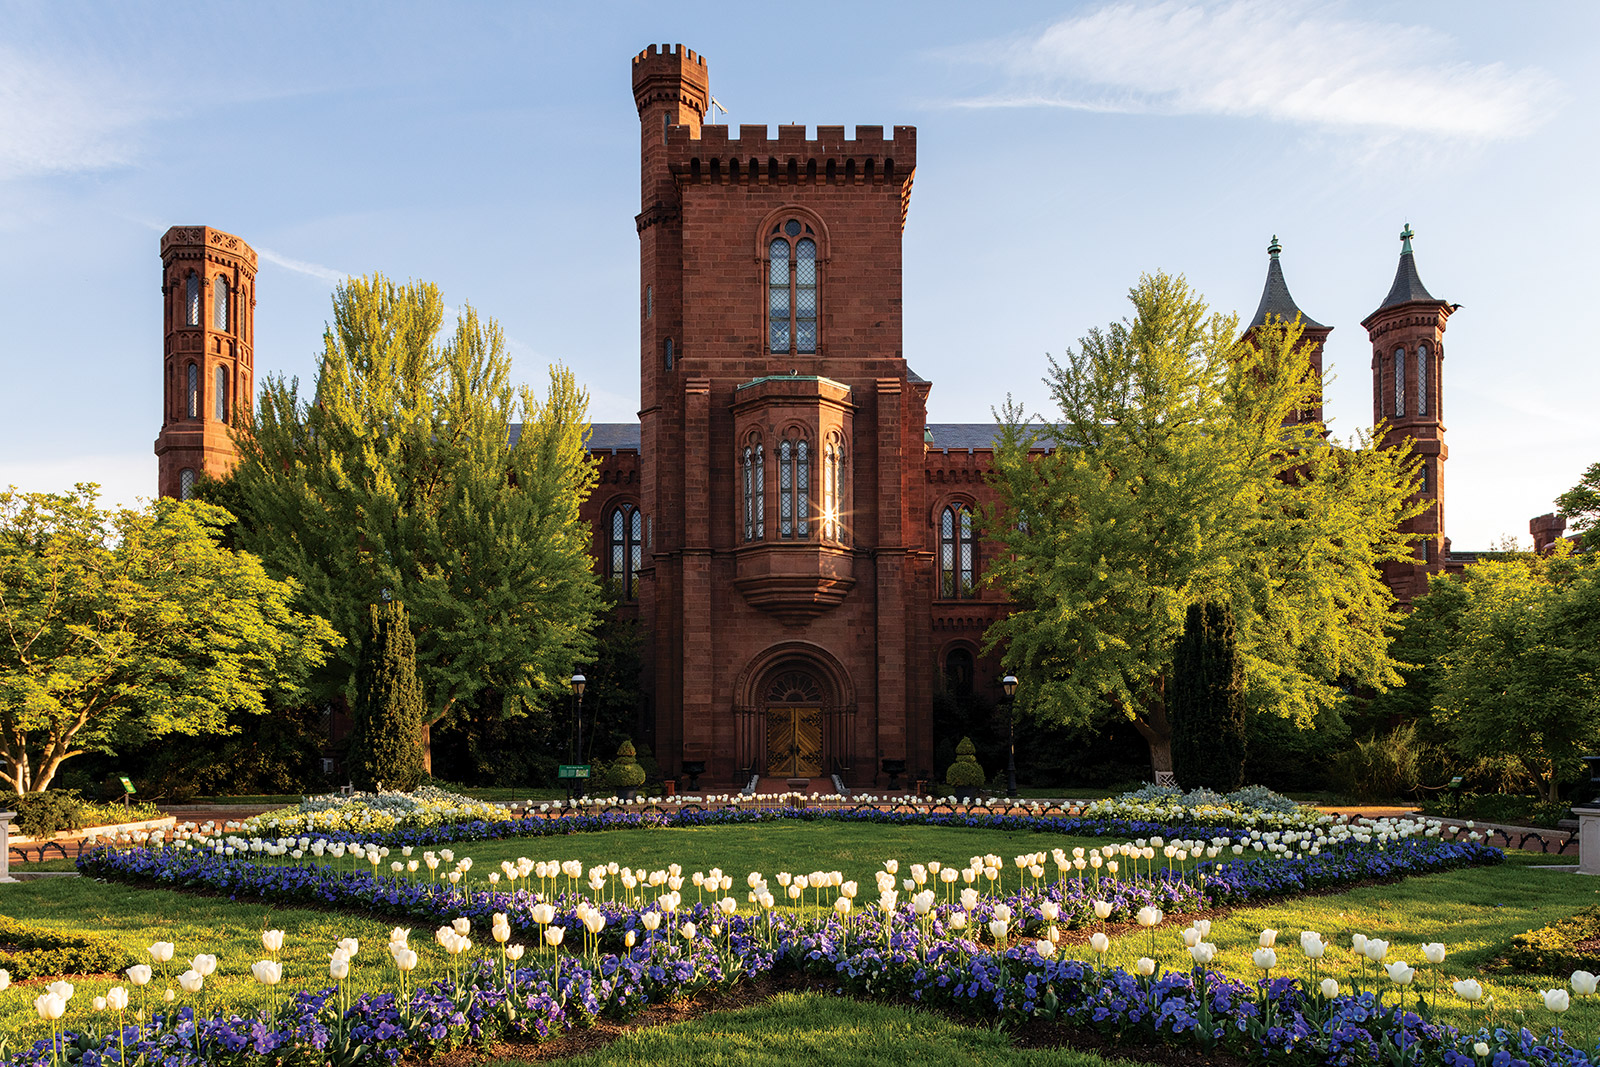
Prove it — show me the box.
[1498,906,1600,975]
[0,915,131,981]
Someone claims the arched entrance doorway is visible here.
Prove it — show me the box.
[764,670,824,777]
[732,643,858,782]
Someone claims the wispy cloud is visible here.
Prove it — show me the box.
[949,0,1558,139]
[0,46,159,179]
[256,247,350,284]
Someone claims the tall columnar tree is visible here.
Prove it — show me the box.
[0,486,339,795]
[1170,602,1246,792]
[215,274,605,769]
[347,600,425,792]
[986,273,1426,778]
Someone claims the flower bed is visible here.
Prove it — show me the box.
[233,786,511,838]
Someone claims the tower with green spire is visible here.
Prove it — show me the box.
[1361,223,1456,604]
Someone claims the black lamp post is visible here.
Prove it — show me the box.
[1002,675,1019,797]
[570,673,587,799]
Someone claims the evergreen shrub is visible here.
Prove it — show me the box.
[347,600,426,793]
[945,737,986,789]
[0,916,131,980]
[1170,602,1246,793]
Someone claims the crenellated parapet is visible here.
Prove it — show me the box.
[160,226,258,272]
[666,124,917,228]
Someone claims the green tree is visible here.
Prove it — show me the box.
[1431,547,1600,802]
[0,486,339,795]
[1170,602,1246,792]
[985,273,1424,778]
[217,274,605,769]
[347,600,425,791]
[1555,461,1600,549]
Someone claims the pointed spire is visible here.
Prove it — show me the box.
[1249,235,1325,330]
[1374,222,1442,312]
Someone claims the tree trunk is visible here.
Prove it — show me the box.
[421,721,432,775]
[1128,689,1174,781]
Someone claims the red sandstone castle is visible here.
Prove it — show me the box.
[156,44,1527,790]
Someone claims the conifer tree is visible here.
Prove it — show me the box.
[1170,602,1247,792]
[348,600,425,792]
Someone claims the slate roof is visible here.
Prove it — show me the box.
[1374,225,1446,314]
[1249,237,1326,330]
[508,422,642,451]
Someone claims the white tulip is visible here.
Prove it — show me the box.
[35,993,66,1021]
[1134,957,1155,976]
[148,941,175,963]
[105,986,129,1011]
[988,919,1009,943]
[1189,941,1216,965]
[1543,988,1571,1013]
[1571,970,1598,996]
[126,964,152,986]
[1137,906,1163,928]
[1363,938,1389,962]
[48,980,74,1002]
[1259,929,1277,948]
[329,952,350,980]
[1452,978,1484,1002]
[262,929,285,953]
[190,954,217,977]
[250,960,282,985]
[1384,961,1415,985]
[1474,1042,1490,1057]
[1320,978,1339,999]
[1252,947,1277,971]
[1090,932,1110,954]
[1421,942,1446,965]
[177,969,204,993]
[544,927,565,947]
[1093,900,1113,920]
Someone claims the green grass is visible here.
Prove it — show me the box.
[490,991,1152,1066]
[1094,851,1600,1046]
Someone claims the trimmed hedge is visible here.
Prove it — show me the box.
[1499,905,1600,975]
[0,915,132,980]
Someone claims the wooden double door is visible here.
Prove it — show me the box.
[767,706,823,777]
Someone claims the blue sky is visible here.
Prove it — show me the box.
[2,0,1595,550]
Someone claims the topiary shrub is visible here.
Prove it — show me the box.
[945,737,986,791]
[347,600,426,793]
[607,740,647,791]
[0,915,131,980]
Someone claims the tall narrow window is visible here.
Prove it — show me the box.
[742,437,765,542]
[179,468,196,500]
[608,504,642,601]
[940,505,975,598]
[214,277,229,331]
[186,362,199,419]
[822,435,844,542]
[214,365,228,422]
[664,337,674,370]
[1393,347,1405,416]
[185,273,200,326]
[645,284,652,318]
[767,219,819,354]
[779,439,794,538]
[1416,344,1429,416]
[796,439,809,536]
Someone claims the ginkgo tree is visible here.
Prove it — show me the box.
[0,486,340,795]
[985,272,1426,778]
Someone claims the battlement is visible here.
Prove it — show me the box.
[160,226,258,272]
[632,43,709,114]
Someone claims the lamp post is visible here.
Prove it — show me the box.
[1002,675,1018,798]
[570,673,587,800]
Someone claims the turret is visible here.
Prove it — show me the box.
[153,226,257,499]
[1362,224,1455,601]
[1245,235,1331,427]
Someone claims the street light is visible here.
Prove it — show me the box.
[570,673,587,800]
[1002,675,1019,798]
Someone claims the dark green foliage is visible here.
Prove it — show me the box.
[0,915,131,980]
[575,617,647,764]
[945,737,986,788]
[1170,603,1246,792]
[1556,461,1600,549]
[607,739,647,789]
[13,790,89,837]
[127,701,329,801]
[1496,906,1600,975]
[347,600,425,792]
[1241,702,1350,793]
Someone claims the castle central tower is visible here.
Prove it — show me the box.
[154,226,256,499]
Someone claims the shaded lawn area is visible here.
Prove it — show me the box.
[488,991,1157,1066]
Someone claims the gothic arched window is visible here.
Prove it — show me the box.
[1416,344,1429,416]
[186,362,199,419]
[214,277,230,331]
[767,220,818,354]
[185,273,200,326]
[778,436,811,539]
[822,434,845,543]
[608,503,642,601]
[945,647,974,697]
[214,365,228,422]
[940,505,976,598]
[742,435,765,542]
[179,468,196,501]
[1392,347,1405,416]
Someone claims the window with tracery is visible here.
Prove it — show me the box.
[185,273,200,326]
[940,505,975,598]
[767,219,817,354]
[214,277,229,331]
[742,435,765,542]
[822,434,845,542]
[1392,347,1405,416]
[945,647,974,697]
[214,365,228,422]
[1416,344,1429,416]
[179,468,196,500]
[664,337,674,370]
[778,436,810,539]
[186,362,199,419]
[608,504,642,601]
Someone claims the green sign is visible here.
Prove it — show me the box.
[119,776,137,794]
[1448,776,1464,788]
[556,764,591,780]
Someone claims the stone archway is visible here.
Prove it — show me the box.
[732,642,858,781]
